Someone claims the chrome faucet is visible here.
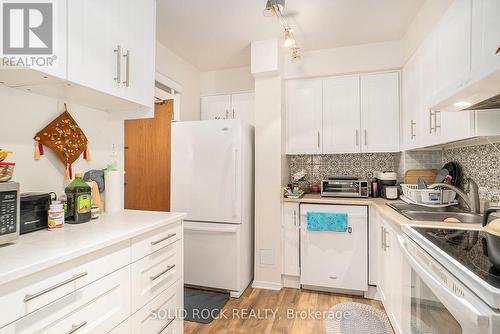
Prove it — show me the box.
[428,178,480,213]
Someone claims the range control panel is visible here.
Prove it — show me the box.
[0,191,17,236]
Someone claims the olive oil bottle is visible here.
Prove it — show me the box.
[65,173,92,224]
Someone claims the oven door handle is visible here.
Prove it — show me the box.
[397,235,490,329]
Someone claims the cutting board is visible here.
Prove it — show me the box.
[404,169,438,185]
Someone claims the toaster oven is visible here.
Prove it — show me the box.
[321,178,369,198]
[0,182,20,245]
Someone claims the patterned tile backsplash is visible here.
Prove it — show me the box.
[288,153,398,189]
[443,142,500,202]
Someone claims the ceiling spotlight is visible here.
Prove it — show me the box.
[283,29,296,48]
[262,0,285,17]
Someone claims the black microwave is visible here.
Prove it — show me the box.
[20,193,50,234]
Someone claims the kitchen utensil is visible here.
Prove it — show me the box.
[404,169,438,185]
[442,162,462,187]
[417,177,428,189]
[483,207,500,270]
[434,169,450,183]
[400,184,457,206]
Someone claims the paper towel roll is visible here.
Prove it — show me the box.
[105,171,123,213]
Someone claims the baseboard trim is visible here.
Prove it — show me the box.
[251,280,283,291]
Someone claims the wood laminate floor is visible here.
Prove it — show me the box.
[184,287,387,334]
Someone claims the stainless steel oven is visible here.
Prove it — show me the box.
[321,179,369,198]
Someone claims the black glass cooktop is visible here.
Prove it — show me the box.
[413,227,500,289]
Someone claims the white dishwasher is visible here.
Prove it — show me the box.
[300,204,368,292]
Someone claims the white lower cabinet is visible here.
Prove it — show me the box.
[300,204,368,291]
[0,221,184,334]
[1,267,131,334]
[377,217,411,334]
[282,203,300,277]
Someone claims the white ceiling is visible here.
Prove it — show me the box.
[156,0,424,71]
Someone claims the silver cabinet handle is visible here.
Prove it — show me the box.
[364,129,368,146]
[157,317,176,334]
[410,120,416,139]
[114,45,122,84]
[150,233,177,246]
[435,111,441,130]
[355,130,359,146]
[225,110,229,119]
[24,272,88,302]
[293,210,297,227]
[381,226,385,250]
[123,50,131,87]
[329,276,337,280]
[384,230,390,250]
[150,264,176,281]
[232,109,236,119]
[66,321,87,334]
[317,131,321,149]
[429,110,434,133]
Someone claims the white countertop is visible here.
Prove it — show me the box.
[283,193,483,231]
[0,210,186,286]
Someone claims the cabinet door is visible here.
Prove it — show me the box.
[322,76,361,153]
[282,203,300,276]
[402,55,421,150]
[201,95,232,120]
[436,0,472,93]
[231,92,254,125]
[286,79,323,154]
[121,0,155,108]
[471,0,500,72]
[377,223,390,304]
[67,0,121,98]
[360,72,400,153]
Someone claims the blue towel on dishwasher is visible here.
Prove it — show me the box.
[306,212,348,232]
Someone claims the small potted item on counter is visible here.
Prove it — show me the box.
[48,201,65,230]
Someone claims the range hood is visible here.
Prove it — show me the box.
[463,93,500,111]
[431,60,500,113]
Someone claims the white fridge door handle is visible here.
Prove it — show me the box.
[185,226,238,233]
[232,148,239,219]
[397,235,490,329]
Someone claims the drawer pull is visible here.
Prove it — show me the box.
[66,321,87,334]
[329,276,337,280]
[150,265,176,281]
[157,317,176,334]
[24,272,88,302]
[151,233,177,246]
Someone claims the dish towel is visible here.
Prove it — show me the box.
[307,212,348,232]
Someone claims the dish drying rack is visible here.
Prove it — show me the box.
[400,184,458,207]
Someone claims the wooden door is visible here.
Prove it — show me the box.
[124,101,172,211]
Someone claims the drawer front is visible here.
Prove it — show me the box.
[131,221,182,262]
[131,240,182,313]
[131,279,183,334]
[0,241,130,328]
[0,266,131,334]
[109,318,131,334]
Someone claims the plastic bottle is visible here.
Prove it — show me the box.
[48,201,65,230]
[65,173,92,224]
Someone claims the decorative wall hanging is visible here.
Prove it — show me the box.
[34,104,91,182]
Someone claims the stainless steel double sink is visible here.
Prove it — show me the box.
[387,202,483,225]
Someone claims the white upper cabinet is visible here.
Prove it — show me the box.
[201,92,254,124]
[231,92,255,125]
[435,0,472,95]
[323,76,361,154]
[360,72,400,153]
[471,0,500,72]
[67,0,121,99]
[67,0,155,110]
[402,55,422,150]
[286,79,323,154]
[201,95,232,120]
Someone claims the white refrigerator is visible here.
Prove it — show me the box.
[171,120,254,298]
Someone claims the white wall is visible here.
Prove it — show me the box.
[200,66,254,96]
[0,85,124,195]
[156,42,201,121]
[401,0,453,62]
[284,40,404,79]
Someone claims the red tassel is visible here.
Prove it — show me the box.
[38,143,44,155]
[83,149,87,160]
[69,164,73,179]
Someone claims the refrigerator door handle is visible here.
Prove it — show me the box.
[233,148,239,219]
